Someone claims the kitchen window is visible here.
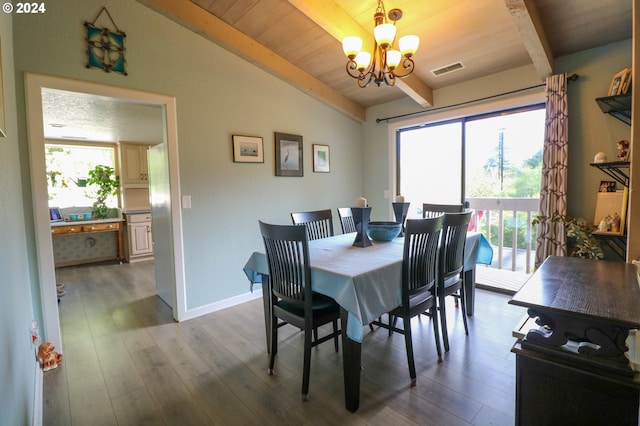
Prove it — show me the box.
[45,143,118,208]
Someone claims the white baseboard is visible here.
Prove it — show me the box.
[178,288,262,321]
[33,360,43,426]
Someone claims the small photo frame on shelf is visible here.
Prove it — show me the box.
[593,190,627,235]
[312,144,330,173]
[275,132,303,177]
[232,135,264,163]
[599,180,616,192]
[608,68,628,96]
[49,207,63,222]
[620,68,633,95]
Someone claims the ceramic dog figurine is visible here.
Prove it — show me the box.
[37,342,63,372]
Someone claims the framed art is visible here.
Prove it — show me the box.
[275,132,303,177]
[599,180,616,192]
[313,144,330,173]
[232,135,264,163]
[620,68,633,95]
[593,190,627,235]
[608,68,628,96]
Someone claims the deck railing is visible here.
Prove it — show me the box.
[466,197,540,274]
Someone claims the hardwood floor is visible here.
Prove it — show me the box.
[45,261,524,425]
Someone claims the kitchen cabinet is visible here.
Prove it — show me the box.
[120,143,149,187]
[125,213,153,261]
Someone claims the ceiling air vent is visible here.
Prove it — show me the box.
[431,62,465,76]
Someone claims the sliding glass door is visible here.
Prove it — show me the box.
[397,105,544,218]
[397,120,463,218]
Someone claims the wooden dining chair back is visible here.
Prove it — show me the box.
[371,216,444,385]
[437,210,472,352]
[337,207,357,234]
[258,221,340,401]
[291,209,334,240]
[422,203,464,218]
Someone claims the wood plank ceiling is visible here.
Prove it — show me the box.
[137,0,632,122]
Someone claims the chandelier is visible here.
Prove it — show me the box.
[342,0,419,88]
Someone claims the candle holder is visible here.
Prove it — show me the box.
[392,202,410,237]
[351,206,372,247]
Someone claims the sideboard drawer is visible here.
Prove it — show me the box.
[82,222,121,232]
[51,225,82,235]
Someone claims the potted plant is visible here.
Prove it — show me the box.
[532,214,604,259]
[87,165,119,219]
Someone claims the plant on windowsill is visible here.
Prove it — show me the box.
[532,214,604,259]
[87,165,119,219]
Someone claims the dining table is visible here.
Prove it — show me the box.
[243,231,492,412]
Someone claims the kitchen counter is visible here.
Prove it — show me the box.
[51,217,124,227]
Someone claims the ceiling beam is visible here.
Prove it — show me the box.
[505,0,554,80]
[287,0,434,107]
[136,0,366,122]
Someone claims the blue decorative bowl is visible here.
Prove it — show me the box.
[367,221,402,242]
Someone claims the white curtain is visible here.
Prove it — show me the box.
[535,73,569,268]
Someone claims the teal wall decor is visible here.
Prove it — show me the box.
[84,7,127,75]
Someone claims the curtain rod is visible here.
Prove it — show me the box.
[375,73,579,124]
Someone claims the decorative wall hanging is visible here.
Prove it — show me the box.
[232,135,264,163]
[312,144,330,173]
[275,132,303,177]
[85,7,127,75]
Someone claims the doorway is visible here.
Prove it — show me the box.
[25,73,186,351]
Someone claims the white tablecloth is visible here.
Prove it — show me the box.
[243,232,492,342]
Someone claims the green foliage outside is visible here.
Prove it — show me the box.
[467,145,542,250]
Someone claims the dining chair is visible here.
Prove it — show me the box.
[436,210,472,352]
[422,203,464,218]
[258,221,341,401]
[337,207,357,234]
[291,209,334,240]
[371,216,444,385]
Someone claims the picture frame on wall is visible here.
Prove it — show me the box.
[312,144,330,173]
[232,135,264,163]
[275,132,303,177]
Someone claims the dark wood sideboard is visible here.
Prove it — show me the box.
[509,256,640,425]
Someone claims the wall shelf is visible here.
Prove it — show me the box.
[589,161,630,187]
[595,93,631,125]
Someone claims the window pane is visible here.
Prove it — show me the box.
[46,144,117,208]
[398,122,462,218]
[465,108,545,198]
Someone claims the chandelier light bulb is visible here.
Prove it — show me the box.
[355,51,371,71]
[399,35,419,57]
[374,23,396,49]
[342,36,363,59]
[386,50,401,69]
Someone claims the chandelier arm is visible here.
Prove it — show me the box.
[346,60,364,79]
[389,57,415,79]
[382,71,396,87]
[358,73,374,88]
